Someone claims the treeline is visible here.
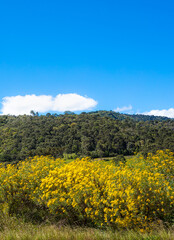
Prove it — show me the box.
[0,111,173,162]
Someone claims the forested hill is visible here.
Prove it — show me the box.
[88,110,170,121]
[0,111,173,163]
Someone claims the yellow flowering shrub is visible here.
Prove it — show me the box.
[145,150,174,178]
[0,163,18,214]
[16,156,64,202]
[40,158,114,225]
[40,154,174,229]
[0,156,64,219]
[0,150,173,229]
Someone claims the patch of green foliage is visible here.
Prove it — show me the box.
[0,111,173,163]
[0,213,174,240]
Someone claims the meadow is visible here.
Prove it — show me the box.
[0,218,174,240]
[0,150,173,239]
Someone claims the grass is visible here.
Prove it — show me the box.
[0,216,174,240]
[94,155,134,160]
[64,154,134,163]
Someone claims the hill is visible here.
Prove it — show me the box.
[0,111,173,162]
[88,110,170,121]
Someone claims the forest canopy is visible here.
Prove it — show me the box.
[0,111,173,163]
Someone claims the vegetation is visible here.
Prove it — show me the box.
[0,150,173,232]
[0,111,174,163]
[0,217,174,240]
[0,111,173,238]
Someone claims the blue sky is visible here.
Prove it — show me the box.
[0,0,174,117]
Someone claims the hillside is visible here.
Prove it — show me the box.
[0,111,173,162]
[88,110,170,121]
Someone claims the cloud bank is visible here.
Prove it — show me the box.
[143,108,174,118]
[114,105,132,112]
[1,93,98,115]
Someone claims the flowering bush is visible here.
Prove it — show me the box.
[0,156,64,221]
[0,150,173,229]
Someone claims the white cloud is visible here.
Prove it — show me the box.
[1,93,98,115]
[143,108,174,118]
[114,105,132,113]
[52,94,97,112]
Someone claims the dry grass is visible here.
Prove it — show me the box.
[0,216,174,240]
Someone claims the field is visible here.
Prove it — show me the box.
[0,218,174,240]
[0,150,173,239]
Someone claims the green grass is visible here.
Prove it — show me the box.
[94,155,134,160]
[64,155,134,165]
[0,216,174,240]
